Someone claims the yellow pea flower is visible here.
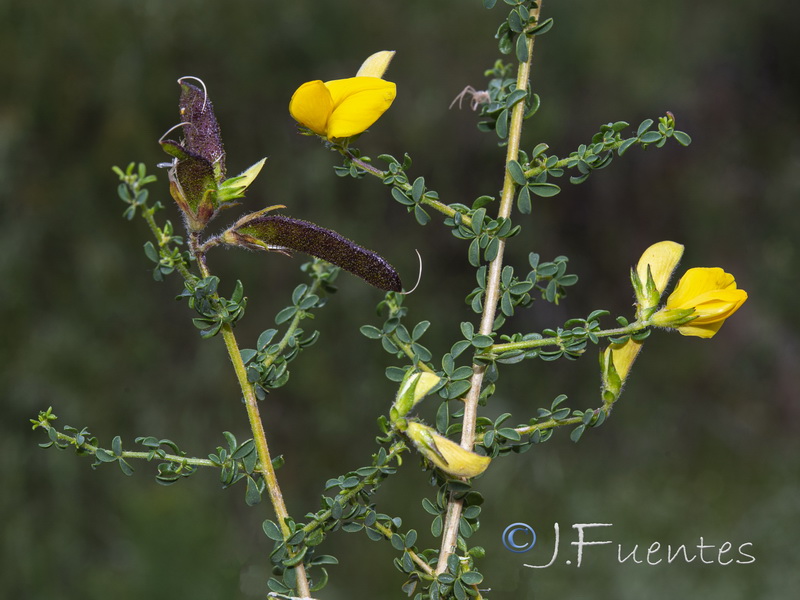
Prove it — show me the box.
[289,51,396,140]
[652,267,748,338]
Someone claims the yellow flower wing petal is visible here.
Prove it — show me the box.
[289,80,334,136]
[665,267,736,309]
[323,77,396,139]
[685,288,749,323]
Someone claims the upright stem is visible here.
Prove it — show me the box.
[436,2,541,574]
[193,245,311,598]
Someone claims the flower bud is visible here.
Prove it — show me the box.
[391,370,442,422]
[404,421,491,479]
[600,338,643,403]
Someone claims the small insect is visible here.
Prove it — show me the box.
[449,86,491,111]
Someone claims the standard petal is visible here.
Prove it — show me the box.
[356,50,396,78]
[636,241,684,296]
[324,77,396,139]
[289,80,333,136]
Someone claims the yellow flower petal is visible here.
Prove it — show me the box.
[666,268,733,308]
[356,50,396,78]
[323,77,396,139]
[289,80,333,136]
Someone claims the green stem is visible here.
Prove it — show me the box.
[480,322,646,356]
[219,322,311,598]
[340,149,473,228]
[437,2,542,575]
[193,244,311,598]
[42,426,219,468]
[372,521,435,577]
[142,206,194,281]
[260,276,324,372]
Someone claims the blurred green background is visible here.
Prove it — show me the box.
[3,0,798,598]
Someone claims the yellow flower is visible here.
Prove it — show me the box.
[289,51,396,140]
[652,267,748,338]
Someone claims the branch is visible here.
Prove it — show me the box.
[437,1,542,575]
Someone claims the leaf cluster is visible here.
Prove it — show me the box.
[178,276,246,338]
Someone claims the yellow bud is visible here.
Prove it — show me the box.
[600,338,644,403]
[405,421,491,479]
[392,371,442,421]
[217,158,267,203]
[356,50,396,78]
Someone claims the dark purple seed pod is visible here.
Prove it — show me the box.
[234,215,402,292]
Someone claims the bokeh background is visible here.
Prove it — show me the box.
[3,0,798,598]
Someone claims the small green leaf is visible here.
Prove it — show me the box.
[412,320,431,340]
[639,131,663,144]
[515,32,529,62]
[360,325,383,339]
[529,183,561,197]
[94,448,117,463]
[507,160,527,185]
[460,571,484,585]
[529,17,554,36]
[517,185,532,214]
[570,424,586,442]
[637,119,654,136]
[411,177,425,203]
[673,130,692,146]
[496,108,510,139]
[245,475,262,506]
[143,241,159,263]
